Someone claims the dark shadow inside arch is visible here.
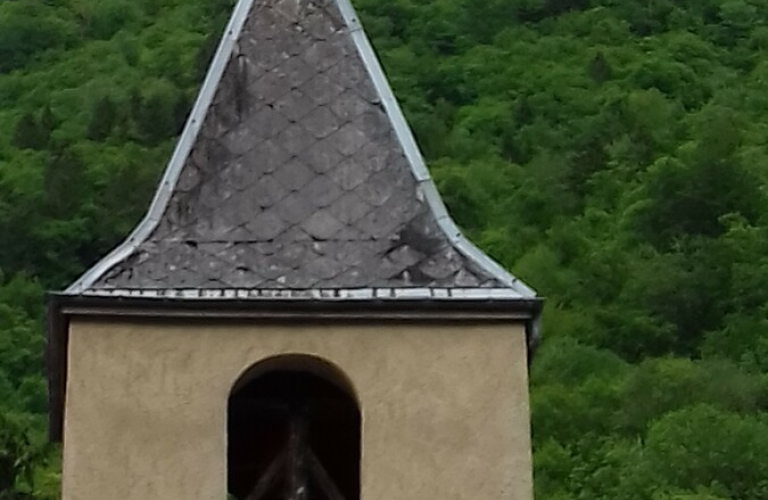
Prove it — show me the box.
[228,355,360,500]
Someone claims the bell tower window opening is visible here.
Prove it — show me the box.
[228,356,360,500]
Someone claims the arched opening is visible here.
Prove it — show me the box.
[228,355,360,500]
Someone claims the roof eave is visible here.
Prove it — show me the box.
[51,290,543,319]
[45,291,542,442]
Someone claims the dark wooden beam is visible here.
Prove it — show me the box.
[308,449,346,500]
[245,450,286,500]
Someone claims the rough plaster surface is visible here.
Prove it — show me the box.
[62,318,533,500]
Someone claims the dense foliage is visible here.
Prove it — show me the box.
[1,0,767,498]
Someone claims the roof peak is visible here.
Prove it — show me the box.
[65,0,535,300]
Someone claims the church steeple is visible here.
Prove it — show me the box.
[65,0,536,300]
[48,6,541,498]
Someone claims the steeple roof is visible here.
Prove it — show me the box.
[64,0,536,302]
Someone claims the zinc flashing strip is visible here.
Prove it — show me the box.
[76,287,526,300]
[65,0,256,294]
[334,0,536,298]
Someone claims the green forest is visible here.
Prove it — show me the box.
[1,0,768,498]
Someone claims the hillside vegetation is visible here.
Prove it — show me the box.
[1,0,768,498]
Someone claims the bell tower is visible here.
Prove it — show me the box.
[48,1,541,499]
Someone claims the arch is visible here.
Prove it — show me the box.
[227,355,360,500]
[230,354,359,404]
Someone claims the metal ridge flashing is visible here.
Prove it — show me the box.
[333,0,536,298]
[57,287,533,300]
[65,0,256,295]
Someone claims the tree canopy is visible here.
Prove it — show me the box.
[1,0,768,498]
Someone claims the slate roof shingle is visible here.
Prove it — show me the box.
[64,0,536,300]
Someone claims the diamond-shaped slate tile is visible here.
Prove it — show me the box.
[302,210,344,240]
[275,89,317,123]
[278,124,317,155]
[246,210,287,241]
[250,70,292,104]
[301,137,344,173]
[328,191,371,225]
[276,192,315,224]
[302,73,345,106]
[303,107,340,139]
[300,175,342,207]
[274,158,314,192]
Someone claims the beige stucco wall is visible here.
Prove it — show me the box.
[62,317,533,500]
